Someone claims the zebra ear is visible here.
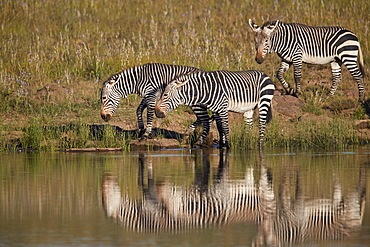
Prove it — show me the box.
[175,78,189,87]
[267,20,279,31]
[108,79,116,85]
[248,19,260,32]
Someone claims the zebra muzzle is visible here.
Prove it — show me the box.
[154,106,166,118]
[255,55,265,64]
[101,110,112,122]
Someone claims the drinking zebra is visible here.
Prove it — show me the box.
[100,63,211,142]
[155,70,275,148]
[248,19,365,101]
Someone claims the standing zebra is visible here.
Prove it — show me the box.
[248,19,365,101]
[100,63,211,142]
[155,70,275,148]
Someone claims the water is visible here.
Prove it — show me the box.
[1,147,370,246]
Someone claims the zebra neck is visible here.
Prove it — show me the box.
[118,66,143,97]
[179,86,200,106]
[270,26,291,54]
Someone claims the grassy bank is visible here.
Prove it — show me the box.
[0,0,369,151]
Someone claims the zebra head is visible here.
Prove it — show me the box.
[100,77,121,122]
[155,78,188,118]
[248,19,279,64]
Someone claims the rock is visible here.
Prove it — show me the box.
[272,94,304,119]
[130,139,180,150]
[354,120,370,129]
[65,148,125,152]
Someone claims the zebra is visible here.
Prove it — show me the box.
[100,63,212,143]
[155,70,275,148]
[248,19,365,101]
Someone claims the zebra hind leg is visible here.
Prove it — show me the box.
[277,61,294,95]
[343,61,365,102]
[136,101,147,138]
[258,87,274,146]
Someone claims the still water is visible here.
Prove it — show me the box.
[1,147,369,246]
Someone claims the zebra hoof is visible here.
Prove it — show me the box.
[138,129,146,137]
[193,141,205,148]
[218,143,230,149]
[139,135,148,142]
[182,135,190,143]
[358,94,365,104]
[290,89,300,98]
[285,88,293,95]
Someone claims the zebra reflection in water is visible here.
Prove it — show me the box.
[102,151,365,245]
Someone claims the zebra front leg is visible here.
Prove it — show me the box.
[214,112,230,149]
[193,106,212,146]
[183,105,206,138]
[193,116,213,147]
[277,61,294,95]
[136,100,147,138]
[184,120,199,136]
[329,61,342,97]
[140,99,156,141]
[243,110,254,130]
[182,118,201,145]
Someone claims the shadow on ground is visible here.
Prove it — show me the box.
[89,125,184,140]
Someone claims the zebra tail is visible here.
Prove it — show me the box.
[260,75,275,124]
[266,104,273,124]
[359,44,365,77]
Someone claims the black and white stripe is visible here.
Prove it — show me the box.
[249,19,365,101]
[155,70,275,148]
[100,63,211,142]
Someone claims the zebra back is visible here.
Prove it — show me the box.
[103,63,203,99]
[174,70,275,113]
[269,21,361,61]
[100,63,204,125]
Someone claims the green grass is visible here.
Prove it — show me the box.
[0,0,369,151]
[263,118,365,149]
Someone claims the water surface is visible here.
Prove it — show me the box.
[1,147,369,246]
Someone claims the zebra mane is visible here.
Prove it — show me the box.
[103,64,146,85]
[173,74,191,87]
[261,20,281,29]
